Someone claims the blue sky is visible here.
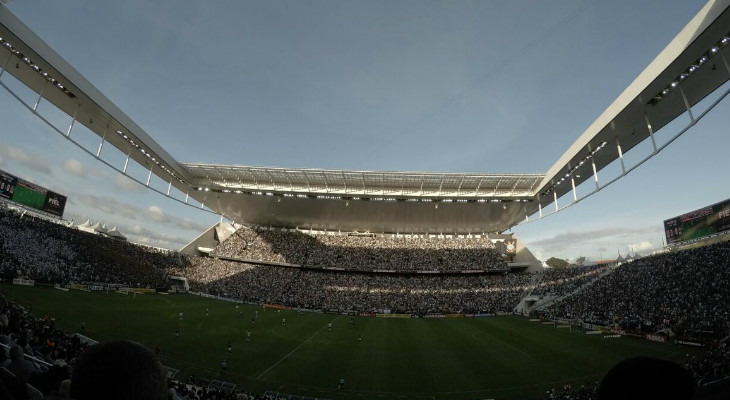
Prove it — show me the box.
[0,0,727,261]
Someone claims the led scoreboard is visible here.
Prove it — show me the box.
[0,168,67,217]
[664,198,730,244]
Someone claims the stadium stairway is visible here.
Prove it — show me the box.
[513,271,545,314]
[530,266,618,313]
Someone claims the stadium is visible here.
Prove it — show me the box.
[0,1,729,400]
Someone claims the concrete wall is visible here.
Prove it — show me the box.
[512,237,543,273]
[179,222,236,255]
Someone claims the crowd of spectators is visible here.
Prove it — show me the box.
[215,226,508,271]
[541,382,598,400]
[685,342,730,387]
[530,264,611,298]
[0,291,87,398]
[0,207,177,288]
[166,380,268,400]
[542,347,730,400]
[172,257,532,314]
[0,291,273,400]
[546,242,730,336]
[1,204,730,398]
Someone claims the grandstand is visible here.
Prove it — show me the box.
[3,182,730,399]
[0,0,729,399]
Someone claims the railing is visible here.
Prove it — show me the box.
[0,341,52,368]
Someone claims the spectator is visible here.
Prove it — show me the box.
[8,344,36,384]
[70,340,167,400]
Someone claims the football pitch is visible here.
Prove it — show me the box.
[1,284,688,400]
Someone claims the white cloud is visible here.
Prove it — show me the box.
[142,205,209,231]
[627,240,656,255]
[114,174,146,193]
[529,226,662,253]
[77,194,142,220]
[75,193,209,233]
[125,224,190,248]
[62,159,85,176]
[0,145,52,175]
[61,158,108,179]
[146,205,166,222]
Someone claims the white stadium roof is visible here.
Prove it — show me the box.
[0,0,729,233]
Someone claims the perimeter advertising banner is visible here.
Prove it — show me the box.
[0,168,67,217]
[664,198,730,244]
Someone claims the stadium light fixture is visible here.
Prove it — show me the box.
[648,31,730,106]
[0,38,75,98]
[541,140,610,196]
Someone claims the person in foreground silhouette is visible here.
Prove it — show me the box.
[70,340,167,400]
[598,357,695,400]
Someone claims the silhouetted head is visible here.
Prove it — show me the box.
[71,340,166,400]
[599,357,694,400]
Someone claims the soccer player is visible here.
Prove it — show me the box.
[239,311,243,318]
[178,312,183,321]
[328,322,332,331]
[246,331,251,342]
[358,334,362,342]
[221,359,227,375]
[337,378,345,391]
[206,308,209,316]
[282,318,286,326]
[80,321,86,332]
[175,329,180,339]
[227,342,232,354]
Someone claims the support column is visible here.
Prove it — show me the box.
[678,86,695,123]
[644,114,658,153]
[571,177,577,201]
[146,166,152,186]
[96,125,108,158]
[33,81,47,112]
[720,52,730,75]
[66,104,79,137]
[553,191,559,212]
[615,137,626,173]
[0,53,12,79]
[122,148,131,174]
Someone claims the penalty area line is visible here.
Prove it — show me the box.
[257,315,340,379]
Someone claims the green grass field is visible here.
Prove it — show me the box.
[0,284,690,400]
